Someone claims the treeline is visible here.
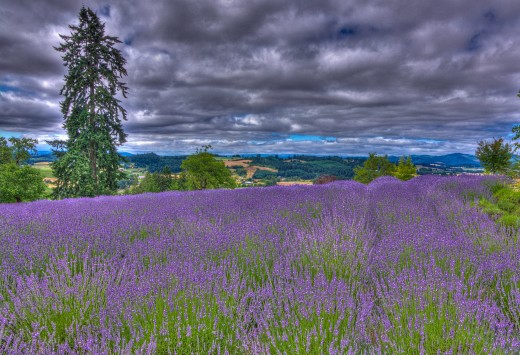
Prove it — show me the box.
[124,153,185,173]
[353,153,416,183]
[123,153,365,181]
[125,147,235,194]
[250,155,364,180]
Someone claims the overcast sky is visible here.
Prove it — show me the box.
[2,0,520,156]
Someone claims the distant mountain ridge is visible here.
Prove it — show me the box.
[389,153,481,167]
[31,151,482,167]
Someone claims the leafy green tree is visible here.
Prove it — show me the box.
[0,137,45,203]
[393,156,416,181]
[133,167,174,193]
[170,174,188,191]
[0,137,38,164]
[158,166,174,191]
[0,138,10,164]
[133,172,160,193]
[50,7,128,198]
[181,146,236,190]
[475,138,512,174]
[354,153,396,184]
[0,164,46,203]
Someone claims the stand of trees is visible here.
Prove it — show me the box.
[354,153,417,184]
[250,155,362,180]
[125,153,184,173]
[0,138,45,203]
[127,167,174,194]
[126,147,236,193]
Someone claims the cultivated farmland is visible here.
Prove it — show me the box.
[0,175,519,353]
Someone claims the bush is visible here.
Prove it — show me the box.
[478,199,503,219]
[253,170,277,179]
[231,166,247,177]
[498,214,520,228]
[314,175,338,185]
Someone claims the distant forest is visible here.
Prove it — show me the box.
[30,152,483,182]
[123,153,364,180]
[249,155,364,180]
[124,153,185,173]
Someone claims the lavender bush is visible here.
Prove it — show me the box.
[0,175,518,354]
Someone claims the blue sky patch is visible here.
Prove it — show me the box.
[0,130,21,138]
[99,5,111,18]
[288,134,337,142]
[0,85,21,94]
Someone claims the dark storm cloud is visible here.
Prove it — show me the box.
[1,0,520,154]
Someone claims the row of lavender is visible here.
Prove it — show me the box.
[0,175,518,353]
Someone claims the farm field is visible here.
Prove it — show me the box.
[32,162,54,179]
[224,159,278,179]
[32,162,57,193]
[0,175,519,353]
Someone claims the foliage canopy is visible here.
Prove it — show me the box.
[0,137,45,203]
[393,156,417,181]
[128,167,174,194]
[354,153,396,183]
[181,146,236,190]
[475,138,512,174]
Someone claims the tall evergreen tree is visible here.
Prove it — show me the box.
[51,6,128,198]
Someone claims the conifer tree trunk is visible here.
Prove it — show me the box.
[89,78,98,186]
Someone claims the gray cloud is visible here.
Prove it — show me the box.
[1,0,520,155]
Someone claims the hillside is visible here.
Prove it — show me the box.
[0,176,518,352]
[391,153,481,167]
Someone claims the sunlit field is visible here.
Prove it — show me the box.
[0,175,519,354]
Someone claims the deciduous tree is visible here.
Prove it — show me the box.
[181,146,236,190]
[0,137,37,165]
[354,153,396,184]
[475,138,512,174]
[0,137,45,203]
[51,6,128,198]
[393,156,416,181]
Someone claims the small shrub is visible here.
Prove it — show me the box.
[497,214,520,228]
[478,199,503,219]
[314,175,338,185]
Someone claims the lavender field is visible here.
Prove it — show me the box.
[0,175,519,354]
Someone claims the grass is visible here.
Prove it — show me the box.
[478,180,520,229]
[32,162,54,179]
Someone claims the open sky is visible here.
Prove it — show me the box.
[2,0,520,156]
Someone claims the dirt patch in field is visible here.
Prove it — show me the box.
[245,166,277,179]
[276,181,313,186]
[224,159,252,168]
[224,160,278,179]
